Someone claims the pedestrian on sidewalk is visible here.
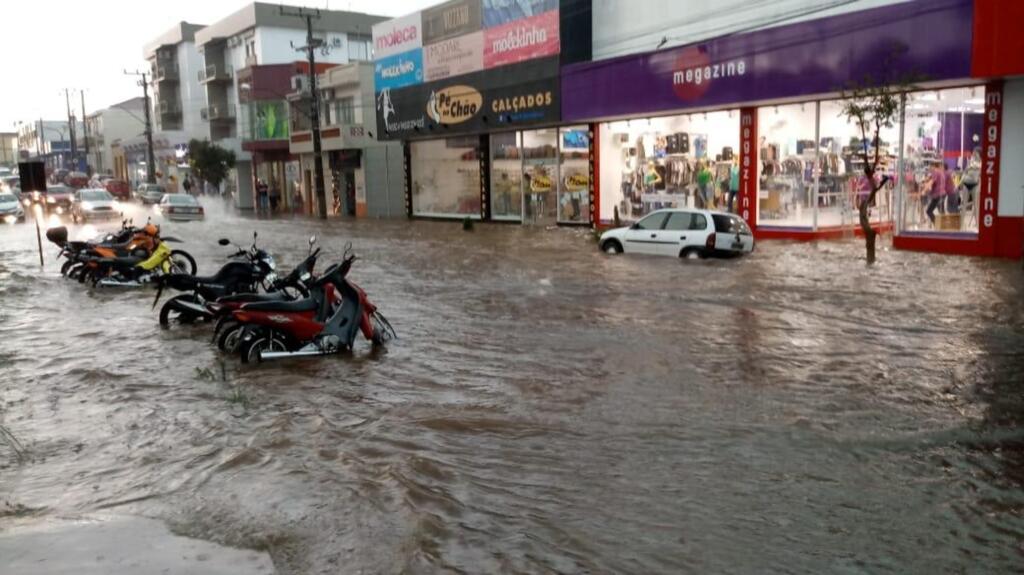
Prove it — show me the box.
[925,162,946,225]
[269,179,281,212]
[183,175,193,196]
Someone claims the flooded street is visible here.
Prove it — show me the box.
[2,202,1024,574]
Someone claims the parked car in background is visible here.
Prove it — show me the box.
[1,175,21,194]
[50,169,69,185]
[157,193,204,221]
[71,188,120,223]
[135,183,167,205]
[65,171,89,189]
[44,184,75,213]
[0,191,25,223]
[599,209,755,259]
[103,178,130,201]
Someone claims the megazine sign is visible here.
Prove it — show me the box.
[376,56,560,139]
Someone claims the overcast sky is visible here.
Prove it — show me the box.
[0,0,436,132]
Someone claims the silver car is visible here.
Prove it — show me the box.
[136,183,167,205]
[71,189,120,223]
[158,194,205,221]
[0,191,25,223]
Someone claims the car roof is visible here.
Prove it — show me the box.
[648,208,740,217]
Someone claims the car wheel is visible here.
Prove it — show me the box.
[601,239,623,254]
[680,248,703,260]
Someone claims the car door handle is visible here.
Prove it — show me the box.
[679,236,686,240]
[650,233,657,238]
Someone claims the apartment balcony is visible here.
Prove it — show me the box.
[201,104,236,122]
[159,100,182,116]
[198,64,233,84]
[156,49,176,63]
[154,64,179,83]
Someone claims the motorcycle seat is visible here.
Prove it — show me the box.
[99,255,144,266]
[218,292,289,304]
[241,297,318,312]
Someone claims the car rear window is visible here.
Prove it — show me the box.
[712,214,751,235]
[167,195,196,205]
[82,191,111,201]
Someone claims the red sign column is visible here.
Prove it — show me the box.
[979,81,1003,254]
[738,107,759,232]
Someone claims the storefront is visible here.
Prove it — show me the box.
[374,0,595,225]
[563,0,1023,258]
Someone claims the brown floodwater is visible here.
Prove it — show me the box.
[1,200,1023,574]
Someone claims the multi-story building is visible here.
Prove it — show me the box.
[126,22,209,190]
[194,2,387,209]
[287,62,403,217]
[0,132,17,168]
[82,97,146,176]
[16,120,82,173]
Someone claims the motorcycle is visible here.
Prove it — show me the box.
[209,236,321,352]
[78,227,193,288]
[154,233,316,329]
[49,221,196,282]
[232,246,395,363]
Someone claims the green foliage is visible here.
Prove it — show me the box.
[187,139,236,189]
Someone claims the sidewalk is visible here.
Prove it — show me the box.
[0,514,274,574]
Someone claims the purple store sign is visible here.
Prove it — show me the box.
[562,0,974,122]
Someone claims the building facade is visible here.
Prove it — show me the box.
[16,120,82,173]
[83,97,146,176]
[194,2,387,209]
[373,0,1022,259]
[0,132,16,168]
[288,62,404,218]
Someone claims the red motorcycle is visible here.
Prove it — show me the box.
[232,248,395,363]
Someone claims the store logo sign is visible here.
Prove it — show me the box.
[427,85,481,124]
[669,45,747,102]
[491,90,552,114]
[374,49,424,92]
[484,9,559,69]
[423,31,483,82]
[372,12,423,59]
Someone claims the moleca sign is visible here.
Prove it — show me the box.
[426,85,481,124]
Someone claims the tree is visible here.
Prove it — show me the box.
[187,139,236,192]
[839,52,922,264]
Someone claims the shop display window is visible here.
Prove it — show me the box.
[490,132,522,221]
[522,129,558,224]
[410,137,481,218]
[558,126,591,224]
[757,103,818,228]
[899,86,983,234]
[598,111,739,224]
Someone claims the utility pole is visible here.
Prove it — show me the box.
[281,6,327,219]
[80,89,90,175]
[124,70,156,184]
[64,88,77,167]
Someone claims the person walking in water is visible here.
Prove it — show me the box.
[925,162,946,226]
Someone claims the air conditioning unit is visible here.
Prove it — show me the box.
[291,75,308,93]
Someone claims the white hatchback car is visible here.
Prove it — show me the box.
[600,209,755,259]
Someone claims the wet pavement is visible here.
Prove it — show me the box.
[1,199,1023,574]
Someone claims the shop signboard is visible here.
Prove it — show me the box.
[376,56,559,139]
[422,0,482,45]
[372,11,422,60]
[561,0,974,122]
[374,48,424,92]
[483,8,559,69]
[978,80,1002,253]
[423,31,484,82]
[482,0,557,28]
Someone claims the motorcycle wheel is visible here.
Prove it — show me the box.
[60,259,74,276]
[239,329,287,364]
[216,320,243,352]
[160,295,199,327]
[67,263,85,280]
[169,250,197,275]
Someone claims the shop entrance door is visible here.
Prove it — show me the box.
[343,170,356,216]
[522,129,558,225]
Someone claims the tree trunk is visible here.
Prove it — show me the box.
[859,200,877,264]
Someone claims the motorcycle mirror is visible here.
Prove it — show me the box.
[253,231,258,240]
[309,235,316,245]
[218,238,231,246]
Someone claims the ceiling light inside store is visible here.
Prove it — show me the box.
[774,106,779,114]
[965,98,984,106]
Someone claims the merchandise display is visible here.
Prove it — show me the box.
[489,126,591,224]
[599,111,740,222]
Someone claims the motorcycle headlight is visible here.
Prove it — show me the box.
[265,257,276,271]
[299,272,311,282]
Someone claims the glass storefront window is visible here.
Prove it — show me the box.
[522,129,558,224]
[558,126,590,224]
[490,132,522,221]
[900,86,983,234]
[818,100,899,230]
[411,137,481,218]
[244,101,290,141]
[757,103,818,228]
[598,111,739,224]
